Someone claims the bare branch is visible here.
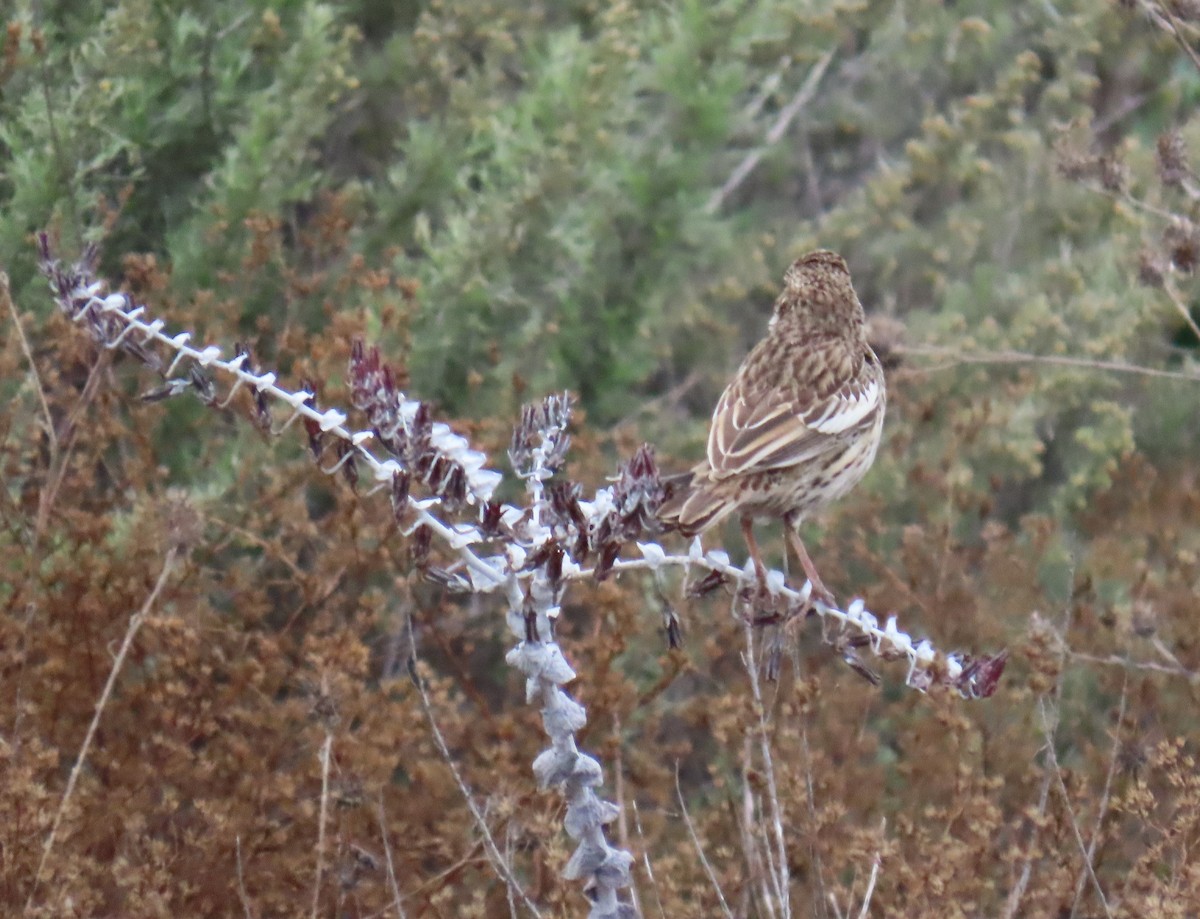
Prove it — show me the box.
[675,763,735,919]
[27,546,178,910]
[706,49,836,215]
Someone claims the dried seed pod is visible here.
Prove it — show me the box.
[480,500,504,537]
[411,524,432,569]
[687,569,730,598]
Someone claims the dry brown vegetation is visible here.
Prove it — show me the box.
[5,215,1200,917]
[4,0,1200,916]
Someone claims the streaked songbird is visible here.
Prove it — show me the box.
[659,250,886,600]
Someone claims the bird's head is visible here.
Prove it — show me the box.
[772,249,865,339]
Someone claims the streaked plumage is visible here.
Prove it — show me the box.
[660,250,885,598]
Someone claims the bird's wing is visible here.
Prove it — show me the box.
[706,366,883,477]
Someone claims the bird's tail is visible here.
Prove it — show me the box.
[657,472,737,537]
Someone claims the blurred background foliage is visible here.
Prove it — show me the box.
[5,0,1198,501]
[4,0,1200,915]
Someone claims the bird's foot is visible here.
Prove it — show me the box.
[806,578,836,608]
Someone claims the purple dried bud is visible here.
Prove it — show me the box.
[627,443,656,480]
[252,389,272,434]
[546,480,586,534]
[191,367,217,406]
[687,569,730,598]
[303,419,324,459]
[572,532,589,561]
[663,607,683,649]
[510,391,573,476]
[955,649,1008,699]
[843,652,881,686]
[390,470,411,521]
[377,424,406,459]
[610,444,665,540]
[509,405,536,474]
[125,338,164,374]
[140,378,192,402]
[300,378,323,458]
[348,339,372,410]
[480,501,504,537]
[422,454,466,509]
[423,568,471,593]
[524,607,541,643]
[589,515,615,554]
[410,402,431,459]
[440,464,467,510]
[594,542,621,581]
[522,540,553,571]
[411,524,432,569]
[545,540,564,586]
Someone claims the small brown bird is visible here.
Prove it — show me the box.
[660,250,886,600]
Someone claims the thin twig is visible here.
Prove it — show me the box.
[236,836,256,919]
[1000,759,1055,919]
[505,821,519,919]
[1079,179,1181,221]
[1065,649,1198,681]
[1002,608,1072,919]
[739,55,790,123]
[630,798,666,919]
[1069,673,1129,917]
[741,744,780,919]
[855,821,885,919]
[675,762,735,919]
[1039,698,1114,918]
[1163,279,1200,350]
[376,795,409,919]
[33,350,111,547]
[728,760,768,917]
[413,662,543,918]
[613,712,643,918]
[27,546,178,909]
[741,619,791,919]
[1137,0,1200,76]
[705,49,835,215]
[312,730,334,919]
[896,343,1200,383]
[2,272,56,452]
[800,724,829,918]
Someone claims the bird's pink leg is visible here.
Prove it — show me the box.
[740,516,768,584]
[784,515,833,603]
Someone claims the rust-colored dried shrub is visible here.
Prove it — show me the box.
[6,215,1200,917]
